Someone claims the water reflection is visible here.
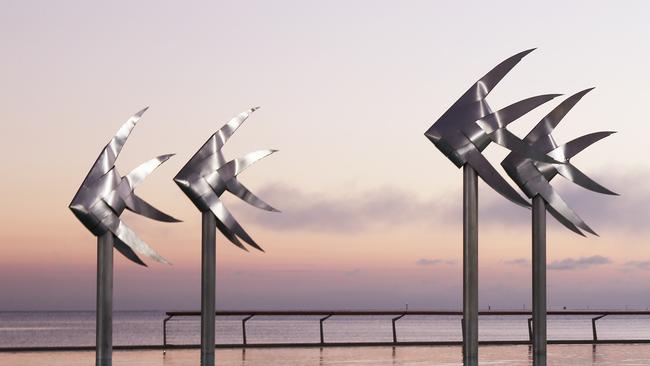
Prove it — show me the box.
[6,344,650,365]
[592,344,598,364]
[463,356,478,366]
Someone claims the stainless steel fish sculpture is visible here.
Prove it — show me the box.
[425,49,564,207]
[501,88,618,236]
[174,107,279,252]
[69,107,180,266]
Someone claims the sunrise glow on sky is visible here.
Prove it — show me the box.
[1,0,649,311]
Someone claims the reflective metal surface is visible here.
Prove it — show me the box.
[424,50,565,365]
[69,108,180,366]
[175,108,278,366]
[463,165,478,366]
[532,196,546,359]
[174,107,279,251]
[501,88,618,366]
[69,107,180,265]
[501,89,618,236]
[425,49,562,207]
[96,232,113,366]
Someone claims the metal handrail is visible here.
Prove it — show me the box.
[164,310,650,316]
[162,310,650,351]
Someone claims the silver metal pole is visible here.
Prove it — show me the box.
[463,164,479,365]
[532,195,547,363]
[96,232,113,366]
[201,212,217,366]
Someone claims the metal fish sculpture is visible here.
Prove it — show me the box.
[425,49,563,207]
[69,107,180,266]
[174,107,279,251]
[501,88,618,235]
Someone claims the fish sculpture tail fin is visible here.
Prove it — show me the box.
[547,132,618,195]
[466,150,531,208]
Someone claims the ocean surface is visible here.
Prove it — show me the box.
[3,311,650,347]
[3,311,650,365]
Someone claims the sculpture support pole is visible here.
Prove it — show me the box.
[201,212,217,366]
[96,232,113,366]
[463,164,479,365]
[532,195,547,363]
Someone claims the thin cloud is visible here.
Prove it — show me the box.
[623,261,650,270]
[344,268,362,276]
[480,168,643,234]
[237,169,646,235]
[416,258,454,266]
[504,258,529,267]
[237,184,456,233]
[548,256,611,271]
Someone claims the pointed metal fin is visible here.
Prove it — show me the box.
[83,107,148,185]
[215,219,249,251]
[124,154,175,190]
[102,213,171,264]
[121,154,181,222]
[226,180,280,212]
[536,178,598,236]
[545,202,586,237]
[113,235,148,266]
[465,150,530,208]
[223,149,277,177]
[547,131,616,161]
[178,107,259,177]
[525,88,594,145]
[473,94,564,164]
[453,49,536,108]
[477,94,562,133]
[215,107,260,149]
[203,192,265,252]
[204,150,277,189]
[488,128,562,164]
[124,194,182,222]
[555,163,618,195]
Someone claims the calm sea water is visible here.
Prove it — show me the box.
[3,345,650,365]
[2,311,650,365]
[2,311,650,347]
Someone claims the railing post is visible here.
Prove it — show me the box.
[392,314,406,343]
[461,317,465,341]
[158,310,647,349]
[592,314,607,342]
[319,315,332,344]
[162,314,173,354]
[242,315,254,345]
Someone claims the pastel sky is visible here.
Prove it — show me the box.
[1,0,649,311]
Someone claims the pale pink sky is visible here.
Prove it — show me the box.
[1,0,649,311]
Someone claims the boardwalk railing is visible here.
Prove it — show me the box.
[162,310,650,350]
